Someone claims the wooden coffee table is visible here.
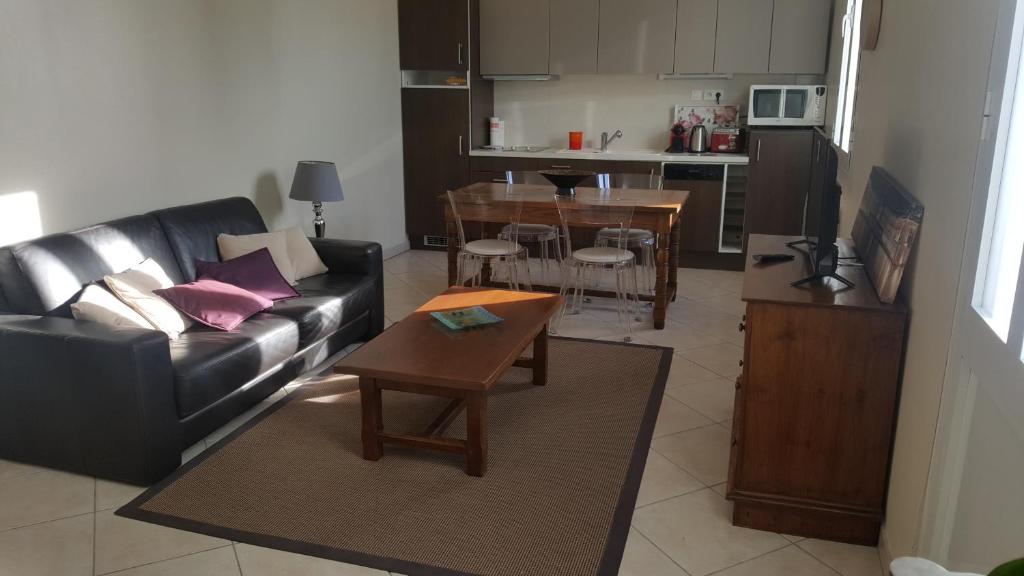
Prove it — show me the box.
[333,287,563,477]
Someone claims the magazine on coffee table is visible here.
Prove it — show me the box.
[431,306,504,330]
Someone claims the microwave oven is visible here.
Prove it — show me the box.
[748,85,827,127]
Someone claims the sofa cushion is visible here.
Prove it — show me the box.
[169,313,299,418]
[151,198,268,283]
[0,215,182,317]
[155,279,273,332]
[195,248,299,301]
[264,273,376,348]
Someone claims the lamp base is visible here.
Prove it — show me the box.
[313,201,326,239]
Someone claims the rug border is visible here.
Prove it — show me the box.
[117,336,674,576]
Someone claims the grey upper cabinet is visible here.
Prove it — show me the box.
[598,0,678,74]
[675,0,718,73]
[770,0,832,73]
[550,0,600,74]
[479,0,550,75]
[714,0,773,73]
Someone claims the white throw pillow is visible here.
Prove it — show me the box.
[283,227,329,281]
[104,258,193,339]
[71,284,156,331]
[217,230,297,285]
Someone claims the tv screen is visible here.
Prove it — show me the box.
[804,142,842,275]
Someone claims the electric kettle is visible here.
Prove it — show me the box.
[689,124,709,153]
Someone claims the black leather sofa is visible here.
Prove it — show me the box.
[0,197,384,485]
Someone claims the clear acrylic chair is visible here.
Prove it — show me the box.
[552,196,640,342]
[447,189,532,291]
[498,171,562,277]
[594,172,663,295]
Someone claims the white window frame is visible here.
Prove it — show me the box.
[833,0,863,153]
[972,0,1024,350]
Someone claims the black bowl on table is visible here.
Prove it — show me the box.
[538,169,595,196]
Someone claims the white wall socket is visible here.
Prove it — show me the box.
[690,89,704,101]
[704,89,718,101]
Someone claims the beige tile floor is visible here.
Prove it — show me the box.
[0,250,886,576]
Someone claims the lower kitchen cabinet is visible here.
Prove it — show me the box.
[744,129,814,244]
[402,89,470,248]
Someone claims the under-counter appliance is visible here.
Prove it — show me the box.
[664,163,747,254]
[748,85,827,127]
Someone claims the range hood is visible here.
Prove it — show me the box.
[658,73,734,80]
[482,74,560,81]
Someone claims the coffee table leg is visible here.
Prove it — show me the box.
[466,392,488,477]
[360,377,383,461]
[533,325,548,386]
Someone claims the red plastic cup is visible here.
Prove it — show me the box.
[569,131,584,150]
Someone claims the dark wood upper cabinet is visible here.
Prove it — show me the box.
[399,0,469,71]
[401,89,470,243]
[744,129,814,243]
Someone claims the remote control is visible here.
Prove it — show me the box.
[753,253,796,264]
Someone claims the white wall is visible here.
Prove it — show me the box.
[825,0,1001,560]
[0,0,408,254]
[492,73,822,150]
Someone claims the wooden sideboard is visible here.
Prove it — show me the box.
[727,235,909,545]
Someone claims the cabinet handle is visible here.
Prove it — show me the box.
[550,164,572,169]
[816,139,822,162]
[492,178,509,183]
[755,139,762,163]
[458,135,463,156]
[738,359,744,368]
[738,322,746,332]
[457,42,463,65]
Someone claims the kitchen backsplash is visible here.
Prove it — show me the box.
[490,73,822,150]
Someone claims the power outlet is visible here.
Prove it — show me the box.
[690,89,704,101]
[703,90,717,101]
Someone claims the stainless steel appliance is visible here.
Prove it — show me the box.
[689,124,709,153]
[748,85,827,127]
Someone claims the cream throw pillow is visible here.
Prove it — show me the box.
[217,230,297,285]
[71,284,156,331]
[283,227,328,280]
[104,258,193,339]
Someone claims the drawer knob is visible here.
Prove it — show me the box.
[738,360,744,367]
[738,322,746,332]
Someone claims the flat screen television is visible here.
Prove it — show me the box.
[788,140,853,288]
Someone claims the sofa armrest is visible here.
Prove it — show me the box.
[310,238,382,277]
[310,238,385,338]
[0,316,181,485]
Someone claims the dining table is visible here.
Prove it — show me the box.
[440,182,690,330]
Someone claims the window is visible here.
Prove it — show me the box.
[974,0,1024,347]
[833,0,863,153]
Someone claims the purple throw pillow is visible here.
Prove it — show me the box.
[194,248,299,301]
[155,279,273,332]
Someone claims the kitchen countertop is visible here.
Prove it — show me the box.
[470,148,750,165]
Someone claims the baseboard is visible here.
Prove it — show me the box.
[382,241,410,260]
[878,526,894,574]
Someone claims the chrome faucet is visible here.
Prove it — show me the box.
[600,130,623,152]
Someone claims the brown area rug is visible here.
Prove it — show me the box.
[118,337,671,576]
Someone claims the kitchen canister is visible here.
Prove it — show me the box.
[489,117,505,149]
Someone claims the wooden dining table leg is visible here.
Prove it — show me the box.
[360,377,383,461]
[654,232,670,329]
[466,392,488,477]
[446,219,459,287]
[669,219,681,302]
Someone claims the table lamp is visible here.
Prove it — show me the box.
[289,161,344,238]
